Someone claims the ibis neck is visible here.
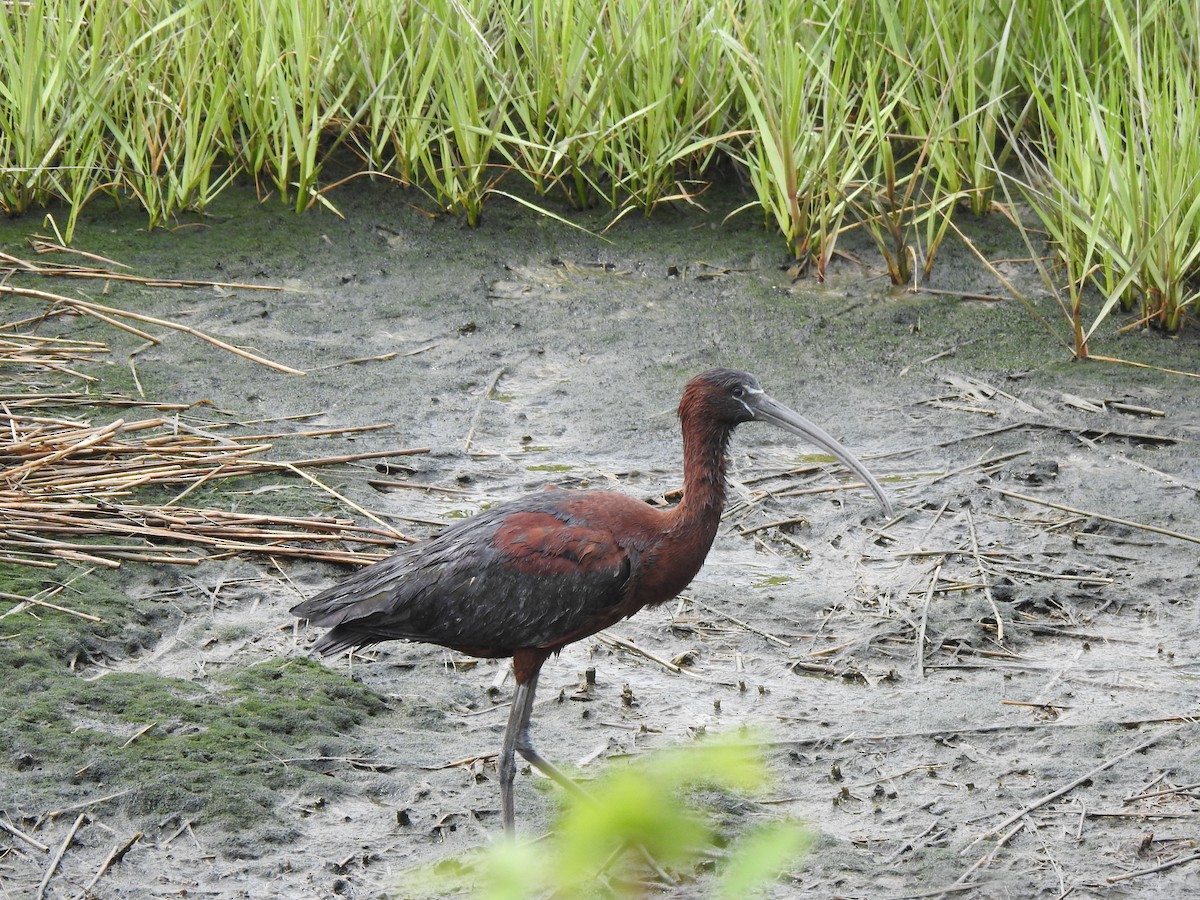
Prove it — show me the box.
[628,415,734,606]
[672,417,733,532]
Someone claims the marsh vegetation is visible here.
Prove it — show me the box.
[2,0,1198,347]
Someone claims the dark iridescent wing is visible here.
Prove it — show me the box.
[291,491,639,656]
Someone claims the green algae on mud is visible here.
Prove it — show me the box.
[0,566,387,852]
[0,566,169,668]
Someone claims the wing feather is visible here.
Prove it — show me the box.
[291,491,639,656]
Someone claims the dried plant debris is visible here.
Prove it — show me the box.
[1,288,438,577]
[0,405,427,573]
[2,243,299,374]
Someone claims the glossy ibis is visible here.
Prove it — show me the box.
[291,368,892,831]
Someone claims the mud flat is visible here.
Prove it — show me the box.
[2,180,1197,898]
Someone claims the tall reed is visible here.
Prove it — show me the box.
[842,54,923,286]
[417,0,509,225]
[0,0,89,215]
[102,1,237,227]
[0,0,1195,337]
[1016,0,1200,345]
[494,0,608,208]
[719,0,857,276]
[226,0,357,211]
[595,1,733,215]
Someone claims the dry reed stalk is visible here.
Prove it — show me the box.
[4,246,280,294]
[1,280,302,374]
[2,398,428,574]
[62,296,306,374]
[0,269,435,588]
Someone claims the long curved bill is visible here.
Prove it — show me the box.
[748,391,894,517]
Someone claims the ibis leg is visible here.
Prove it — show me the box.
[498,668,589,831]
[498,671,669,879]
[504,671,672,881]
[513,678,586,797]
[498,678,530,832]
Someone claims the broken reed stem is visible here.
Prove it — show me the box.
[1,405,426,572]
[3,418,126,483]
[948,819,1025,895]
[164,461,236,506]
[2,246,282,292]
[282,463,408,542]
[464,367,505,451]
[74,832,144,900]
[35,813,87,900]
[64,296,306,375]
[24,239,132,267]
[1,591,103,622]
[0,817,50,853]
[916,558,944,678]
[770,481,885,501]
[738,514,809,535]
[0,284,157,342]
[1126,780,1200,801]
[965,728,1177,849]
[687,595,791,647]
[930,449,1029,485]
[595,631,686,675]
[281,447,430,467]
[763,715,1195,749]
[367,477,472,494]
[995,488,1200,545]
[120,722,156,748]
[233,422,395,441]
[1,283,303,374]
[5,246,280,294]
[965,506,1004,643]
[1106,849,1200,884]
